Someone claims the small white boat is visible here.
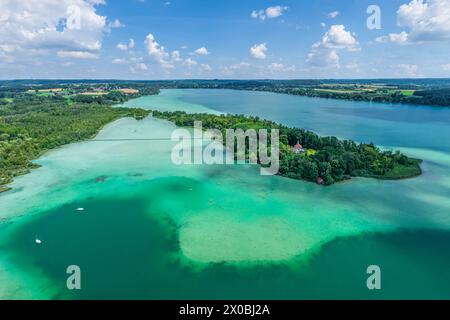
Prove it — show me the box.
[35,238,42,244]
[75,207,85,212]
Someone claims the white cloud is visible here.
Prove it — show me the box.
[145,33,173,69]
[377,0,450,44]
[129,62,148,74]
[306,25,359,69]
[321,25,359,51]
[268,63,296,73]
[116,43,128,51]
[442,64,450,71]
[320,22,327,28]
[135,62,148,71]
[171,50,182,62]
[200,64,212,71]
[117,38,135,51]
[251,6,288,21]
[307,49,340,69]
[112,58,128,64]
[57,50,98,59]
[0,0,106,61]
[266,6,288,18]
[250,43,267,59]
[108,18,124,29]
[328,11,340,19]
[376,31,409,44]
[183,57,197,66]
[129,56,143,62]
[397,63,419,77]
[194,47,210,55]
[251,10,264,20]
[268,63,284,71]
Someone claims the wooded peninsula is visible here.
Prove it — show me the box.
[0,79,429,191]
[153,110,422,185]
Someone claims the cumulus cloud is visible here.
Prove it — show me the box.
[183,57,198,66]
[377,0,450,44]
[328,11,340,19]
[0,0,107,61]
[193,47,210,55]
[376,31,409,44]
[307,25,359,69]
[171,50,182,61]
[106,18,124,32]
[117,38,135,51]
[251,6,288,21]
[250,43,267,59]
[143,34,206,72]
[110,19,124,28]
[320,25,359,51]
[145,33,173,69]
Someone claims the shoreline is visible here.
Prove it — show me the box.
[153,110,423,185]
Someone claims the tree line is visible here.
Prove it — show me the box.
[153,111,422,185]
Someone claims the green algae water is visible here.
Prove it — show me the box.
[1,89,450,299]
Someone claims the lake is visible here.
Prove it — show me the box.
[0,89,449,299]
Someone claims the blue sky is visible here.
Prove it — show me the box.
[1,0,449,79]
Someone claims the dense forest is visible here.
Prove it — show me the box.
[153,111,422,185]
[0,94,150,192]
[1,79,449,107]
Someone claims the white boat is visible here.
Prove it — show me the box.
[35,238,42,244]
[75,207,85,212]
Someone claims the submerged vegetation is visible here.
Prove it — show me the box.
[153,111,422,185]
[0,94,150,192]
[0,79,429,191]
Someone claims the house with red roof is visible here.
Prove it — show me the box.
[293,142,305,154]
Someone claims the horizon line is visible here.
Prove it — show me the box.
[1,77,450,82]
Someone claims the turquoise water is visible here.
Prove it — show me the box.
[0,89,449,299]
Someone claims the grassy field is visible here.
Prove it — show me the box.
[314,86,417,99]
[379,159,422,180]
[400,90,415,96]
